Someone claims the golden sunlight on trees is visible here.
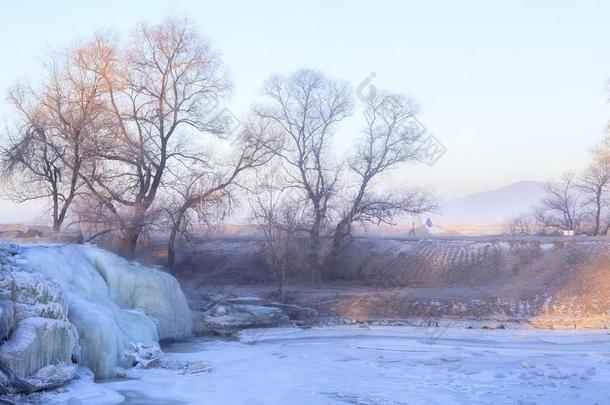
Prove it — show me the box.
[1,19,437,274]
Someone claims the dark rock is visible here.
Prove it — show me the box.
[192,296,317,336]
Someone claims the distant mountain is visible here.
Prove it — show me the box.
[437,181,546,225]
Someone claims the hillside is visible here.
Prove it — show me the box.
[437,181,545,225]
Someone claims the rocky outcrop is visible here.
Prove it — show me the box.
[192,296,317,336]
[118,343,163,370]
[225,297,318,322]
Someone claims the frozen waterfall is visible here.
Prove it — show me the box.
[20,245,192,378]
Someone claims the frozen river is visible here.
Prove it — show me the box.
[49,326,610,404]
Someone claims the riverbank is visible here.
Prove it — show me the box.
[185,283,610,331]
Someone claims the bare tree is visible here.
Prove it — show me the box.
[1,40,105,231]
[535,173,585,234]
[164,119,277,272]
[1,101,64,229]
[578,146,610,235]
[250,170,304,302]
[332,91,437,253]
[256,69,352,281]
[506,213,535,236]
[80,18,231,258]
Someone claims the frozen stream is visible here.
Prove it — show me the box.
[48,326,610,404]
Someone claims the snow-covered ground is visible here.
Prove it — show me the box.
[47,325,610,404]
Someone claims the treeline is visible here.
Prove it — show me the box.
[508,142,610,236]
[0,18,436,285]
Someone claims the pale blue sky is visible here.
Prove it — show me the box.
[1,0,610,221]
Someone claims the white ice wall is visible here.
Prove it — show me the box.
[21,245,192,378]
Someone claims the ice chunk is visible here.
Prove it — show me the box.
[0,317,78,379]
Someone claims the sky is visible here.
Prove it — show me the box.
[1,0,610,223]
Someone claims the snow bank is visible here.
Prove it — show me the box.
[21,245,192,378]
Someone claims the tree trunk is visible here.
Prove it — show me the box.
[324,218,351,276]
[166,224,179,274]
[593,211,601,236]
[51,184,60,231]
[120,204,148,260]
[332,218,351,253]
[120,228,140,260]
[166,208,186,274]
[55,204,70,232]
[327,186,364,276]
[594,193,602,236]
[309,230,321,282]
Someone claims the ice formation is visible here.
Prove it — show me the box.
[0,246,80,393]
[19,245,192,378]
